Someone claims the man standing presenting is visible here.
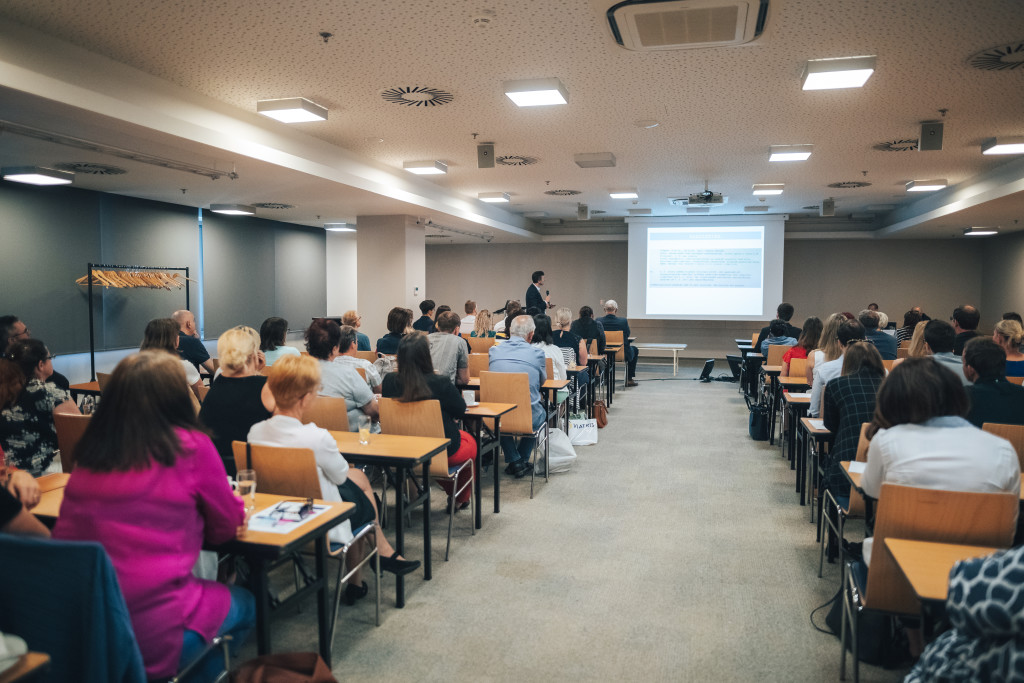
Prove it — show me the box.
[172,310,214,374]
[526,271,552,312]
[429,312,470,386]
[489,315,546,478]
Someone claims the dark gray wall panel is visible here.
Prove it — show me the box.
[274,226,326,331]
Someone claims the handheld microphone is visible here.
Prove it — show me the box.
[546,290,549,296]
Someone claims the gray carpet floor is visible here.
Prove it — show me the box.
[238,360,912,682]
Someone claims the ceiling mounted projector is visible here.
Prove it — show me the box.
[688,180,725,205]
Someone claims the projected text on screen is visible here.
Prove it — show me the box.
[646,226,765,316]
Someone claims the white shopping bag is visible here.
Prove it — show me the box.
[547,428,578,472]
[569,418,598,446]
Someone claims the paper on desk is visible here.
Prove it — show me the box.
[788,392,811,399]
[807,419,826,430]
[848,461,866,474]
[247,501,331,534]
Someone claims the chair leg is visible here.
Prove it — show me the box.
[445,480,455,562]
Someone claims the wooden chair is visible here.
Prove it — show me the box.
[302,396,351,432]
[467,336,496,355]
[231,441,380,650]
[467,353,490,378]
[355,367,367,382]
[840,483,1017,682]
[788,357,808,378]
[377,398,474,560]
[54,413,91,472]
[896,347,910,359]
[982,422,1024,471]
[765,344,789,367]
[751,332,758,348]
[196,384,210,402]
[605,330,625,363]
[96,372,112,392]
[1007,376,1024,386]
[354,351,377,363]
[881,359,895,372]
[819,423,869,578]
[480,371,549,498]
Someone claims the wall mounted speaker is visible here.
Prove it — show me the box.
[820,198,835,217]
[477,143,494,168]
[577,203,590,220]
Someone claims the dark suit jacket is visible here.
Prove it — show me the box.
[755,322,801,351]
[966,377,1024,428]
[571,318,605,355]
[412,315,435,333]
[525,284,547,312]
[954,330,981,356]
[865,329,898,360]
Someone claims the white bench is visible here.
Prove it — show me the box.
[632,343,688,376]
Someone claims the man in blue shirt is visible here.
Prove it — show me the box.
[859,310,897,360]
[489,315,547,478]
[760,319,798,355]
[599,300,639,387]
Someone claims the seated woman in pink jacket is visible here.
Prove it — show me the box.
[54,351,252,682]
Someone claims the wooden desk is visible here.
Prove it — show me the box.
[632,343,688,376]
[604,344,622,402]
[799,417,832,512]
[0,653,50,683]
[462,402,516,521]
[68,381,100,400]
[782,393,810,472]
[331,431,448,608]
[33,479,353,665]
[760,365,783,445]
[885,538,1000,603]
[565,363,593,420]
[841,460,864,495]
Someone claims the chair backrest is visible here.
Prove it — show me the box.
[605,330,625,361]
[196,384,210,402]
[1008,376,1024,386]
[982,422,1024,471]
[231,441,321,499]
[468,336,496,354]
[751,332,759,348]
[302,395,350,431]
[765,344,789,366]
[355,367,367,381]
[480,371,534,435]
[378,398,449,477]
[189,389,201,415]
[866,483,1018,615]
[209,358,221,373]
[898,339,909,348]
[896,347,910,359]
[588,338,598,358]
[468,353,490,378]
[96,372,112,391]
[846,423,871,517]
[881,359,895,372]
[354,350,377,363]
[545,356,554,379]
[789,357,808,378]
[54,413,91,472]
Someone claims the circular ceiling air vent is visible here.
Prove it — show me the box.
[54,162,126,175]
[381,86,454,107]
[874,139,919,152]
[252,202,294,210]
[496,155,538,166]
[967,41,1024,70]
[544,189,581,196]
[828,181,872,189]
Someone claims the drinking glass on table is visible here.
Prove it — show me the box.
[358,414,371,445]
[236,469,257,517]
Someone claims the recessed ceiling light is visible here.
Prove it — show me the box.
[256,97,328,123]
[403,160,448,175]
[744,205,770,212]
[752,184,784,195]
[609,190,639,199]
[503,78,568,106]
[209,204,256,215]
[906,179,947,192]
[523,211,548,218]
[574,152,616,168]
[628,208,652,216]
[769,145,813,161]
[1,166,74,186]
[981,137,1024,155]
[325,223,356,232]
[963,226,998,236]
[801,56,876,90]
[478,192,510,203]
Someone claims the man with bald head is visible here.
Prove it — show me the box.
[488,315,547,478]
[951,305,981,356]
[172,310,214,373]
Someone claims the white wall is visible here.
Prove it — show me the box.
[325,231,358,317]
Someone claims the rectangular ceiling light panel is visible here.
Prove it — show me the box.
[802,56,876,90]
[610,0,761,51]
[981,137,1024,155]
[1,166,74,185]
[256,97,328,123]
[752,184,784,195]
[403,160,447,174]
[906,179,947,192]
[503,78,568,106]
[574,152,616,168]
[769,145,813,161]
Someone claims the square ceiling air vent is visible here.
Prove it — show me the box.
[607,0,768,51]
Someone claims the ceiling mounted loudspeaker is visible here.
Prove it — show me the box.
[820,198,835,217]
[577,203,590,220]
[477,143,495,169]
[919,121,944,151]
[607,0,769,51]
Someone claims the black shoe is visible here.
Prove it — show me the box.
[343,581,368,606]
[626,379,639,387]
[373,552,421,576]
[505,460,529,478]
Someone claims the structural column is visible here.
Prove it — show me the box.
[356,215,425,339]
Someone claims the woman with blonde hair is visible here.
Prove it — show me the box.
[805,313,845,385]
[906,320,929,358]
[993,318,1024,375]
[248,354,420,585]
[341,310,372,351]
[198,326,274,474]
[471,310,495,337]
